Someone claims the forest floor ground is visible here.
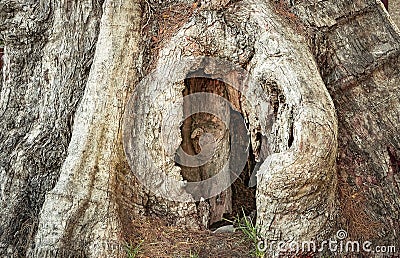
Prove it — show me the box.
[126,217,255,258]
[124,163,260,257]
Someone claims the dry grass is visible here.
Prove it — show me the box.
[142,2,197,73]
[272,0,308,35]
[338,180,383,241]
[126,217,254,258]
[144,3,195,47]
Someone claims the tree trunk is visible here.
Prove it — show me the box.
[390,0,400,27]
[0,0,103,256]
[290,0,400,246]
[0,0,399,257]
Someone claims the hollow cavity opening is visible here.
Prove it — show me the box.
[176,76,258,229]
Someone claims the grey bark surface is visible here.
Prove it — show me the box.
[0,0,399,257]
[0,1,102,256]
[123,2,338,256]
[389,0,400,28]
[290,0,400,246]
[32,0,143,257]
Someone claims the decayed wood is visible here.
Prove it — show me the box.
[180,78,233,226]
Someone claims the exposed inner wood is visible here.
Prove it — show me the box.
[179,77,256,227]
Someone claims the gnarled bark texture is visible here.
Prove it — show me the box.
[31,0,143,257]
[289,0,400,246]
[0,0,103,256]
[0,0,399,257]
[390,0,400,27]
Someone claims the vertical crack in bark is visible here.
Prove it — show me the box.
[287,110,295,148]
[387,146,400,179]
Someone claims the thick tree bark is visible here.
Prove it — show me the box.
[31,0,143,257]
[290,0,400,246]
[0,1,103,256]
[0,0,399,257]
[390,0,400,27]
